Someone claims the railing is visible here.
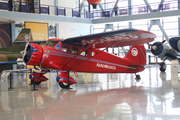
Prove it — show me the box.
[0,0,179,19]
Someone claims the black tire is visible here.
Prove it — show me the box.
[31,80,41,85]
[159,62,166,72]
[135,75,141,82]
[59,82,70,89]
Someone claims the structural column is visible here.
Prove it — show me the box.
[128,0,133,28]
[178,0,180,35]
[11,22,15,42]
[55,0,59,38]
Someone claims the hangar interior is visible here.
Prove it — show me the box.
[1,0,180,119]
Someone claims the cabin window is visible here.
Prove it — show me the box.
[45,40,59,47]
[61,45,70,52]
[80,50,88,56]
[71,47,79,54]
[55,43,61,50]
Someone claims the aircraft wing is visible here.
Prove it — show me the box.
[14,41,47,44]
[62,28,156,48]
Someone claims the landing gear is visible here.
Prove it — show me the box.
[57,71,75,89]
[159,62,166,72]
[135,74,141,82]
[59,82,71,89]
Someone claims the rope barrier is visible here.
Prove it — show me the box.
[4,69,68,74]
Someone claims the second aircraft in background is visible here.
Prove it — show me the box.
[151,37,180,72]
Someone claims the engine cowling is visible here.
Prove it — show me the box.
[151,42,171,58]
[169,37,180,52]
[29,72,48,82]
[23,43,43,66]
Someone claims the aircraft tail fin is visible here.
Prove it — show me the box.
[8,29,32,52]
[14,29,33,42]
[124,44,146,66]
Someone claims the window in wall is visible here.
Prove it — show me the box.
[71,47,79,54]
[61,45,70,52]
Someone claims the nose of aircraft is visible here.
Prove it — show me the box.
[152,45,158,51]
[23,43,43,66]
[151,42,163,55]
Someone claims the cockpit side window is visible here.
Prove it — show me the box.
[45,40,59,47]
[61,45,70,52]
[80,50,88,56]
[55,43,61,50]
[71,47,79,54]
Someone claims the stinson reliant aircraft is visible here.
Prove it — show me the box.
[22,28,156,89]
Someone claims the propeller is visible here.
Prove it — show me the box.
[150,39,167,55]
[22,30,31,62]
[22,41,29,60]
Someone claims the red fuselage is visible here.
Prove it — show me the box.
[24,39,146,74]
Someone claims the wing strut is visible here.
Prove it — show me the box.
[61,38,102,70]
[70,38,127,71]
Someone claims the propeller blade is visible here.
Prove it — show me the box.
[22,30,31,60]
[22,41,29,60]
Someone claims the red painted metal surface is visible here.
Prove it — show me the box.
[29,72,48,82]
[87,0,101,9]
[27,43,146,73]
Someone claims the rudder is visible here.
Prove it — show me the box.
[124,44,146,66]
[14,29,33,42]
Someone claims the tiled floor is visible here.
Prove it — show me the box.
[0,64,180,120]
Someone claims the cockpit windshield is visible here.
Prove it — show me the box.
[45,40,59,47]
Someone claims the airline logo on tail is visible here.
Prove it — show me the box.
[131,48,138,56]
[25,35,29,41]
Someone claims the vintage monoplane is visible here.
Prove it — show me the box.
[23,28,156,89]
[151,37,180,72]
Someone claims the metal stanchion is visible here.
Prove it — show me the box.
[66,70,72,89]
[9,73,14,90]
[31,71,38,91]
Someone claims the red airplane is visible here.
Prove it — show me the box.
[23,28,156,89]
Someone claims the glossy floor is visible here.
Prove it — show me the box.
[0,65,180,120]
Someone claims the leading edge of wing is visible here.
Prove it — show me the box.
[0,61,19,65]
[62,28,156,48]
[14,41,47,44]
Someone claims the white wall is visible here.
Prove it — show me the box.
[58,0,76,8]
[39,0,90,39]
[40,0,75,8]
[58,23,92,39]
[40,0,55,6]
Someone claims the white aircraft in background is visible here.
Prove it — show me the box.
[151,37,180,72]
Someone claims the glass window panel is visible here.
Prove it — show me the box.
[61,45,70,52]
[71,47,79,54]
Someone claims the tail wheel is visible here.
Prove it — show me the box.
[31,80,41,85]
[159,62,166,72]
[135,75,141,82]
[59,82,71,89]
